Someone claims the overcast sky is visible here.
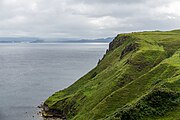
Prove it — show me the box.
[0,0,180,38]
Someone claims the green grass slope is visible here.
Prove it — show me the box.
[43,30,180,120]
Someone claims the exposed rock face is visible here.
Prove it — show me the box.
[98,35,136,64]
[109,35,131,51]
[42,104,66,120]
[120,43,137,59]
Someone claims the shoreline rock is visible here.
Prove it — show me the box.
[41,104,66,120]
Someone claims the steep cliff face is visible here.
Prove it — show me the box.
[43,30,180,120]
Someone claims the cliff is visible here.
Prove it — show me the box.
[43,30,180,120]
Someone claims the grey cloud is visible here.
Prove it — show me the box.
[0,0,179,38]
[69,0,145,4]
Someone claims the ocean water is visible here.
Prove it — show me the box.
[0,43,108,120]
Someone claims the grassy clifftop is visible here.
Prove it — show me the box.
[43,30,180,120]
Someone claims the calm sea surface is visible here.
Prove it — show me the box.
[0,43,108,120]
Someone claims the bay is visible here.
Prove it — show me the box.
[0,43,108,120]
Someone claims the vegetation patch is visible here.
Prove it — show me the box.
[109,87,180,120]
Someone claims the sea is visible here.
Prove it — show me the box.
[0,43,108,120]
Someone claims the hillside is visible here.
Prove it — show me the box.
[43,30,180,120]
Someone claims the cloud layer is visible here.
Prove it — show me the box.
[0,0,179,38]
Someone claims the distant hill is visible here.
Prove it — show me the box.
[43,30,180,120]
[60,37,113,43]
[0,37,38,43]
[29,39,45,43]
[0,37,113,43]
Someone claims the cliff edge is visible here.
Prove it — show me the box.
[43,30,180,120]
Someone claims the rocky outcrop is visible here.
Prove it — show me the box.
[109,35,132,51]
[120,43,138,59]
[42,104,66,119]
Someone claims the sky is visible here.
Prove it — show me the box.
[0,0,180,39]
